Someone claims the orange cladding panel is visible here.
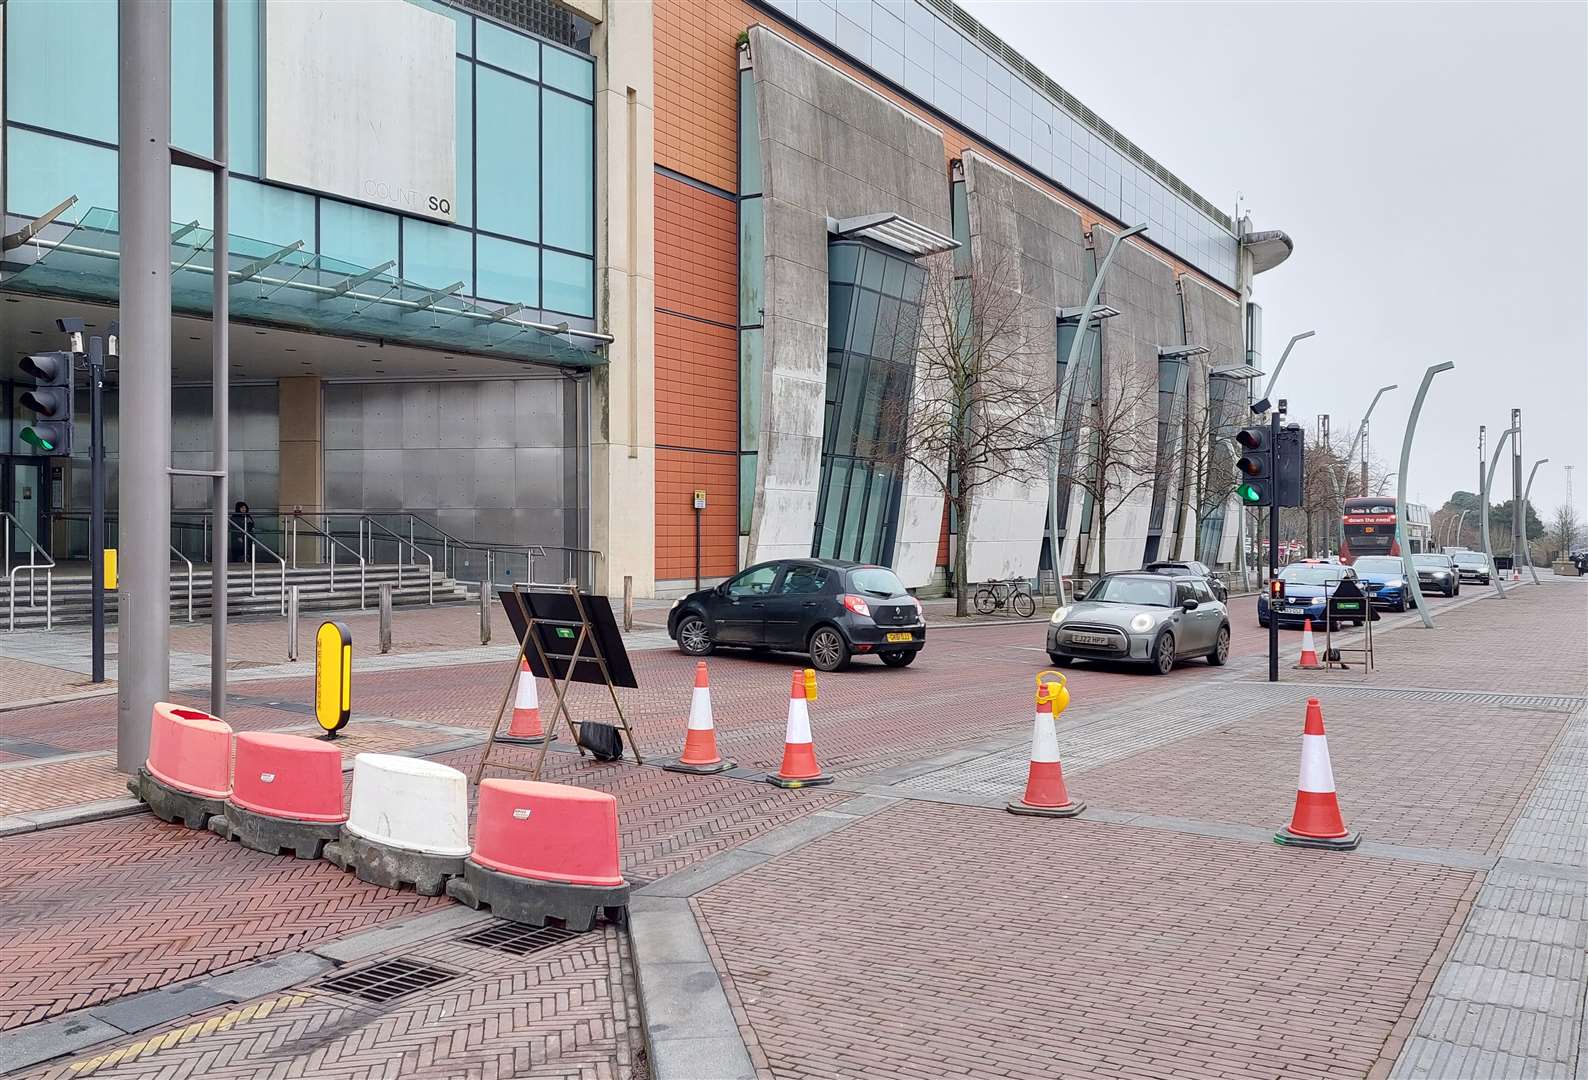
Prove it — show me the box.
[654,0,744,193]
[656,175,738,325]
[657,449,740,580]
[656,313,736,453]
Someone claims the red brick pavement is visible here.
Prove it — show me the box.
[695,801,1478,1080]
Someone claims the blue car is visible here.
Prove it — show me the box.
[1348,555,1411,613]
[1257,560,1365,629]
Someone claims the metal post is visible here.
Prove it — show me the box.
[209,0,230,718]
[623,574,633,631]
[1510,408,1523,578]
[1522,457,1548,585]
[1050,222,1147,605]
[89,336,106,684]
[287,585,299,660]
[379,583,392,654]
[1257,330,1317,410]
[1482,426,1517,599]
[1268,410,1280,682]
[693,502,701,592]
[116,0,173,773]
[1396,362,1457,629]
[479,571,492,645]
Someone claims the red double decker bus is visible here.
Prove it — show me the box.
[1340,497,1399,563]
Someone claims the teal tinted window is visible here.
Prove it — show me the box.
[739,453,757,535]
[475,68,539,241]
[542,251,592,317]
[738,69,762,196]
[739,197,764,325]
[171,0,214,156]
[454,60,474,227]
[476,20,537,77]
[542,47,593,99]
[407,0,471,55]
[6,0,117,143]
[320,200,399,271]
[6,128,116,219]
[171,165,214,231]
[542,93,593,254]
[229,0,262,175]
[476,235,539,304]
[228,179,314,249]
[403,219,473,293]
[739,329,762,451]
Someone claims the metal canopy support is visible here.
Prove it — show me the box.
[409,280,466,313]
[3,195,80,251]
[1058,304,1121,322]
[170,218,203,244]
[828,212,959,257]
[1158,344,1210,360]
[484,302,526,325]
[322,259,397,300]
[233,239,303,284]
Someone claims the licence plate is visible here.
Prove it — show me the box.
[1283,605,1308,614]
[1069,632,1113,646]
[885,631,913,643]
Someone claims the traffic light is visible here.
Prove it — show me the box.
[19,350,73,455]
[1234,426,1272,506]
[1275,423,1305,508]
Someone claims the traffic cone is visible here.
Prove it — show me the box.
[1006,681,1084,818]
[766,669,831,789]
[1275,698,1360,850]
[498,659,554,745]
[1294,618,1321,670]
[664,662,736,775]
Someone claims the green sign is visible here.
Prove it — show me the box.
[554,626,576,639]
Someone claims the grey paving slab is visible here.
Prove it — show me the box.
[308,904,493,964]
[197,951,335,1001]
[647,1036,758,1080]
[0,1013,122,1074]
[635,848,769,899]
[20,798,144,830]
[87,984,232,1034]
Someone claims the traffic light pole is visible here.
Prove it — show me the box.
[1268,410,1280,682]
[88,337,106,684]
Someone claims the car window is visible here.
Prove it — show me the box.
[1453,553,1486,566]
[726,564,778,597]
[1353,557,1402,573]
[1089,576,1174,606]
[1174,582,1197,606]
[1412,554,1450,568]
[848,567,906,597]
[1280,565,1344,585]
[776,566,831,595]
[1191,580,1215,603]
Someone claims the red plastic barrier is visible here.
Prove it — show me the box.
[146,702,232,799]
[470,779,623,887]
[230,732,346,823]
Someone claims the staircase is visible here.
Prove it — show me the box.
[3,564,477,630]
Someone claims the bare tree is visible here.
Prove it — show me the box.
[1550,503,1581,560]
[1181,389,1241,563]
[877,245,1055,616]
[1056,359,1162,576]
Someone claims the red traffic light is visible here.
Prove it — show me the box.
[1269,578,1285,600]
[1235,428,1265,451]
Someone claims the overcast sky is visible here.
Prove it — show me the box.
[964,0,1588,526]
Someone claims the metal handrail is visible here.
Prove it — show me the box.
[170,544,195,623]
[4,512,54,631]
[357,516,434,604]
[288,513,367,609]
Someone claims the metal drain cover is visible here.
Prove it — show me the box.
[319,958,461,1003]
[459,921,582,956]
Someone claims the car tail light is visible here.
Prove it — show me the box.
[908,596,923,614]
[840,594,871,618]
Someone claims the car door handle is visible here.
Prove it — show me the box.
[802,601,817,607]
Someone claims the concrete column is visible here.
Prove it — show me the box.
[589,0,657,597]
[277,375,323,565]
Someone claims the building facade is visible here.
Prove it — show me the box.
[0,0,1287,599]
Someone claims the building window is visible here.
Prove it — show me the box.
[541,91,594,255]
[321,200,400,272]
[5,0,118,145]
[476,234,540,305]
[542,250,593,318]
[403,219,475,295]
[475,67,540,241]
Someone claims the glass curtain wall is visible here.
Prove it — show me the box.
[1144,353,1190,560]
[1045,317,1099,567]
[1197,374,1242,562]
[811,240,925,564]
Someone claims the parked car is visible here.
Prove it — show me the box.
[1047,571,1230,675]
[1257,560,1363,629]
[1349,555,1412,612]
[1450,550,1492,584]
[1410,552,1461,597]
[667,559,924,672]
[1142,559,1229,603]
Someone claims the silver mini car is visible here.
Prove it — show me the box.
[1046,572,1231,675]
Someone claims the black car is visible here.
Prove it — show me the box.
[1143,560,1229,603]
[667,559,925,672]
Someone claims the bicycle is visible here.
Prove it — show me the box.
[973,578,1037,618]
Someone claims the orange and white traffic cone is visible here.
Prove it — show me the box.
[1006,678,1083,818]
[498,658,554,745]
[766,669,831,789]
[1275,698,1360,850]
[664,661,736,775]
[1295,618,1321,670]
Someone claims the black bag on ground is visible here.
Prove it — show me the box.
[577,721,623,761]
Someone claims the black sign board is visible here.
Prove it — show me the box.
[1329,577,1378,621]
[499,588,639,688]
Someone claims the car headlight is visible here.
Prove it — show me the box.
[1049,606,1071,625]
[1433,570,1450,578]
[670,598,681,610]
[1387,579,1404,588]
[1130,612,1154,633]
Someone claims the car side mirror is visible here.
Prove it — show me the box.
[1182,598,1199,611]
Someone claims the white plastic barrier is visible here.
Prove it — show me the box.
[345,753,471,858]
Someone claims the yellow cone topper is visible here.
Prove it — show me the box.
[315,621,352,734]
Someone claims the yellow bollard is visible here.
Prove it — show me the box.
[314,621,352,736]
[803,667,818,703]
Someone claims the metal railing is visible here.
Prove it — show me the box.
[288,513,367,609]
[4,512,54,630]
[354,515,434,604]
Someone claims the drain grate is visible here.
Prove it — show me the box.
[459,921,582,956]
[318,958,461,1003]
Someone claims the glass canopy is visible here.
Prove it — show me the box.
[0,207,607,369]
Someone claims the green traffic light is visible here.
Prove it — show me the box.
[1237,482,1262,504]
[19,428,54,452]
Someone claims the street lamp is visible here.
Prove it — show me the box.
[1395,362,1455,629]
[1345,384,1396,494]
[1250,330,1316,415]
[1521,457,1549,584]
[1448,507,1470,548]
[1481,425,1519,600]
[1048,222,1147,605]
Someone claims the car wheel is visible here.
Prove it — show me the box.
[1395,598,1408,613]
[878,650,916,668]
[1207,626,1230,666]
[807,626,850,672]
[1444,584,1455,597]
[1257,618,1268,629]
[1150,632,1175,675]
[1047,653,1073,667]
[676,614,714,656]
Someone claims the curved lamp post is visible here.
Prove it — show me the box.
[1395,363,1455,628]
[1253,330,1317,414]
[1481,425,1519,600]
[1048,222,1147,605]
[1448,507,1470,548]
[1521,457,1549,584]
[1346,384,1396,492]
